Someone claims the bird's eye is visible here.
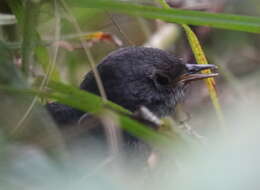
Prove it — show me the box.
[155,73,171,86]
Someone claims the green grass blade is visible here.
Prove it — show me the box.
[7,0,60,81]
[0,81,174,146]
[20,0,40,76]
[68,0,260,33]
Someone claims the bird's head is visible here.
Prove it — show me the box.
[80,47,217,117]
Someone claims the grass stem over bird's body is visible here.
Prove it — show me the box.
[46,47,218,157]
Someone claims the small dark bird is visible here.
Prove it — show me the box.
[46,47,217,155]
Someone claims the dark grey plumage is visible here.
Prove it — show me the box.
[80,47,187,117]
[46,46,217,154]
[46,103,84,126]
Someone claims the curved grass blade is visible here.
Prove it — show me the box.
[154,0,224,127]
[182,25,225,127]
[0,81,180,148]
[48,81,197,149]
[68,0,260,33]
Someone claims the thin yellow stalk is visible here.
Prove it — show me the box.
[157,0,225,127]
[182,25,225,127]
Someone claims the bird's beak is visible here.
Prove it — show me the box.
[178,64,218,83]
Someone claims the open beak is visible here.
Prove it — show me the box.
[179,64,218,83]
